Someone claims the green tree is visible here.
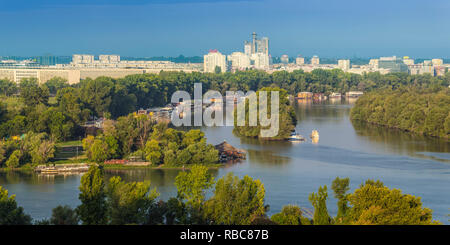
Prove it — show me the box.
[144,139,162,165]
[50,205,79,225]
[5,150,21,168]
[271,205,308,225]
[107,176,159,225]
[204,173,266,225]
[19,78,49,106]
[309,185,331,225]
[0,186,32,225]
[175,165,214,209]
[79,77,113,117]
[44,77,68,95]
[346,180,439,225]
[76,165,108,225]
[0,79,18,96]
[0,142,6,167]
[331,177,350,223]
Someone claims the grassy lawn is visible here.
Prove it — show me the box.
[56,140,82,147]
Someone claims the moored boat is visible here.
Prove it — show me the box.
[310,130,319,139]
[288,131,306,141]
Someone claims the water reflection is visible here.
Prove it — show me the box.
[352,119,450,162]
[247,149,291,166]
[0,100,449,223]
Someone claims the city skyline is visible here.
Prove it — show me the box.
[1,0,450,58]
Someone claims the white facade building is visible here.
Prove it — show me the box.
[228,52,251,71]
[72,54,94,64]
[338,59,350,71]
[432,59,443,66]
[204,50,227,73]
[99,55,120,64]
[311,55,320,65]
[251,53,270,70]
[296,57,305,65]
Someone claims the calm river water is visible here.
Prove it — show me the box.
[1,99,449,223]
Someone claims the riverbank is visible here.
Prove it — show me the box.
[350,89,450,140]
[0,162,225,173]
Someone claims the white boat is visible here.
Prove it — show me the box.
[310,130,319,139]
[288,131,306,141]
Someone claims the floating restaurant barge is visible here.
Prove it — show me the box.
[35,163,90,174]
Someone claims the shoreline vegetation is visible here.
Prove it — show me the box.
[350,87,450,140]
[0,165,441,225]
[233,87,297,140]
[1,70,449,170]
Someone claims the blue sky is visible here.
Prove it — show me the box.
[1,0,449,58]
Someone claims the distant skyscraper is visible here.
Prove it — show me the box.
[256,37,269,56]
[252,32,257,54]
[244,32,269,56]
[244,41,252,56]
[204,49,227,73]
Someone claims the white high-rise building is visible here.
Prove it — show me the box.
[244,32,269,56]
[228,52,251,71]
[296,56,305,65]
[256,37,269,56]
[338,59,350,71]
[204,50,227,73]
[311,55,320,65]
[244,42,252,56]
[251,53,270,70]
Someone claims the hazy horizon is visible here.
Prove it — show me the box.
[1,0,450,58]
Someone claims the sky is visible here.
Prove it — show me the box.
[1,0,450,58]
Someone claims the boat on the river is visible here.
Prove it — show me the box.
[288,131,306,141]
[310,130,319,139]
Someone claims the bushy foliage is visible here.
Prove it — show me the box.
[0,186,32,225]
[233,87,296,140]
[351,88,450,139]
[106,176,159,225]
[76,165,108,225]
[204,173,266,225]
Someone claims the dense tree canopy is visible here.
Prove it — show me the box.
[76,165,108,225]
[351,87,450,139]
[233,87,297,140]
[204,173,266,225]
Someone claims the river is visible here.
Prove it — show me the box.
[1,99,449,223]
